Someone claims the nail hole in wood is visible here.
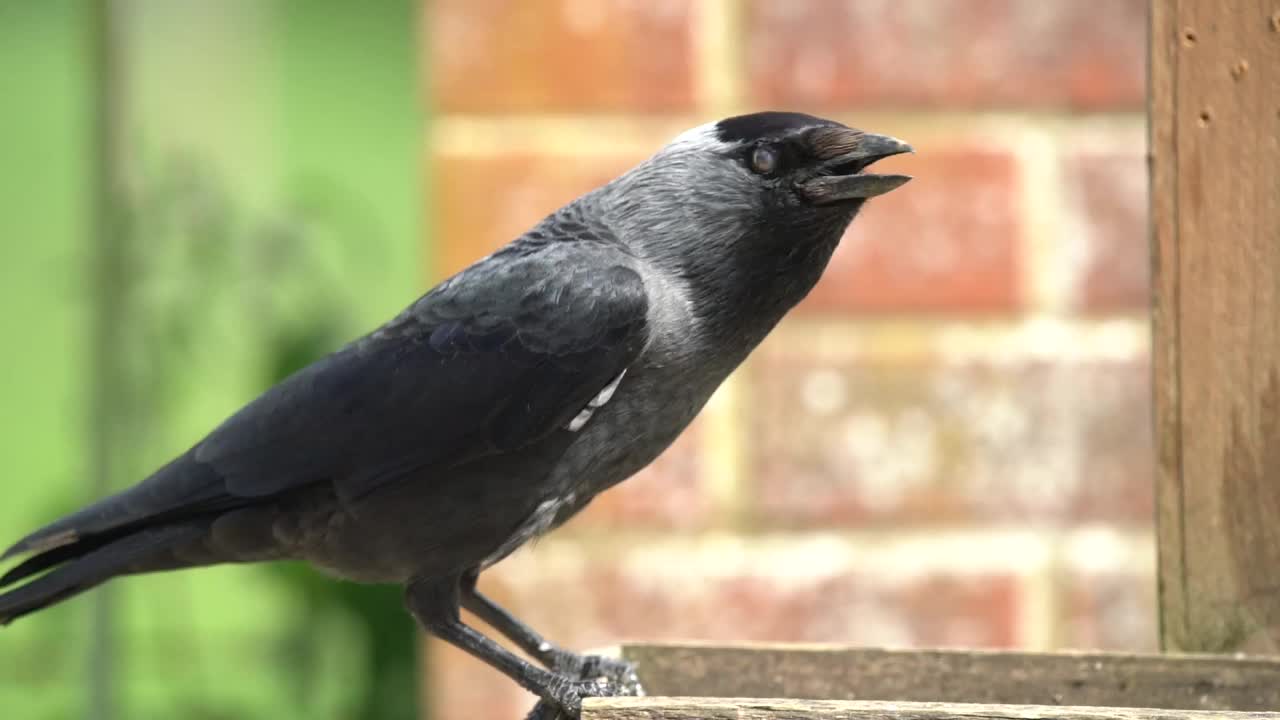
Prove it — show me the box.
[1198,109,1213,127]
[1183,28,1198,46]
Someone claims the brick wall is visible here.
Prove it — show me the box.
[422,1,1152,718]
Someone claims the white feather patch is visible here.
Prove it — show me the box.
[567,369,628,432]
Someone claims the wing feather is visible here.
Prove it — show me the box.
[3,243,649,560]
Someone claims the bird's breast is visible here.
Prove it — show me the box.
[550,352,720,502]
[479,492,577,569]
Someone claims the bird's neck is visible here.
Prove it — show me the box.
[675,226,844,355]
[595,181,855,360]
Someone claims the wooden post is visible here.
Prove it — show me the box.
[1151,1,1280,653]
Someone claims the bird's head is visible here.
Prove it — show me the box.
[611,112,912,237]
[603,112,912,337]
[705,110,912,209]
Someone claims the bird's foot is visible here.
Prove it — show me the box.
[549,650,641,689]
[525,671,644,720]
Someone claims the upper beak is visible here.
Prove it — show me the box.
[796,130,914,204]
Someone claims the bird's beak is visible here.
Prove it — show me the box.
[796,130,914,205]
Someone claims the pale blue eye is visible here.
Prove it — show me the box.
[751,146,779,175]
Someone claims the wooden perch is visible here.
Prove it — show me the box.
[616,643,1280,712]
[583,697,1280,720]
[523,643,1280,716]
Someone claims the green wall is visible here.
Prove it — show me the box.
[0,3,93,712]
[0,2,424,718]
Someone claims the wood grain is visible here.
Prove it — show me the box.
[1150,0,1280,653]
[617,643,1280,711]
[584,697,1280,720]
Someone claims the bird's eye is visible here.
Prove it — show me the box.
[750,145,779,175]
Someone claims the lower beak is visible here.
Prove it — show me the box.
[797,132,913,204]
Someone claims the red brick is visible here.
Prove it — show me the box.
[747,346,1154,527]
[746,0,1147,110]
[1059,570,1157,652]
[1058,533,1157,651]
[1062,152,1150,311]
[427,540,1026,720]
[564,420,710,531]
[1072,362,1154,523]
[433,153,639,276]
[799,146,1022,313]
[430,0,695,113]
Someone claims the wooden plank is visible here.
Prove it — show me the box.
[584,697,1280,720]
[618,643,1280,711]
[1150,0,1280,653]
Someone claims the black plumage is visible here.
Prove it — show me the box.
[1,112,912,717]
[4,242,648,590]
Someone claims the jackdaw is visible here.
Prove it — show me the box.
[0,111,911,716]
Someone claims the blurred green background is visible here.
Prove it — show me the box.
[0,1,426,718]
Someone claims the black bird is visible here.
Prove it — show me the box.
[0,111,911,716]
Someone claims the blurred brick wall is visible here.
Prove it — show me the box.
[422,1,1151,718]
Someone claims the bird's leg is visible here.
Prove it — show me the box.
[459,570,640,687]
[406,575,622,718]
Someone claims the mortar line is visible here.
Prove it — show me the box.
[695,0,750,530]
[430,112,1147,156]
[505,527,1158,580]
[1018,129,1068,314]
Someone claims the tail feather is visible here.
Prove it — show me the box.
[0,518,154,589]
[0,540,98,588]
[0,525,203,625]
[1,526,80,563]
[1,452,228,563]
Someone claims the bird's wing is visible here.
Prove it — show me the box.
[2,242,650,559]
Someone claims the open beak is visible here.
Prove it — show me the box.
[796,130,913,204]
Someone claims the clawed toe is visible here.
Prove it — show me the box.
[526,669,645,720]
[577,655,641,688]
[551,651,639,685]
